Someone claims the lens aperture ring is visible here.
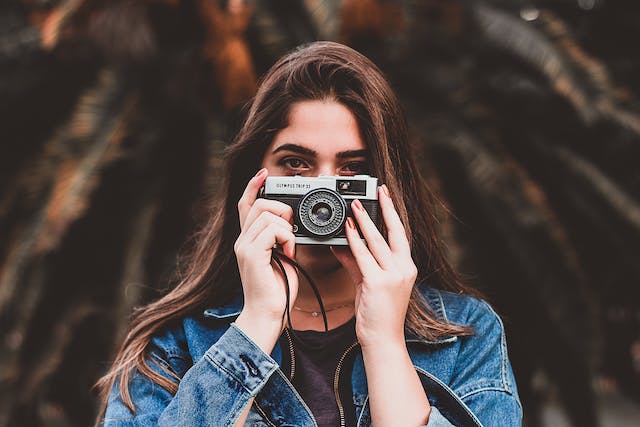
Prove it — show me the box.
[298,189,347,237]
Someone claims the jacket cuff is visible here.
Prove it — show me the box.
[424,407,456,427]
[204,323,279,395]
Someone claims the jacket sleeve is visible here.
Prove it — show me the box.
[448,298,523,427]
[424,407,456,426]
[102,323,280,426]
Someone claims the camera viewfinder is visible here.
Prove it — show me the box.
[336,179,367,196]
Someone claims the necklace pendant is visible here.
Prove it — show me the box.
[311,311,319,317]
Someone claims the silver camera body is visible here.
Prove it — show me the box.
[261,175,380,245]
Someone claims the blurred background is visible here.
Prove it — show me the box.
[1,0,639,426]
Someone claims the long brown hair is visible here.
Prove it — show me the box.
[95,41,475,418]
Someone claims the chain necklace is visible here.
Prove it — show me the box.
[292,301,355,317]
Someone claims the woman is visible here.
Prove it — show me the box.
[97,41,522,426]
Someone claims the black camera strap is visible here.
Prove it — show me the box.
[271,250,329,339]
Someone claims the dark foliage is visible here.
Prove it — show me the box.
[0,1,638,426]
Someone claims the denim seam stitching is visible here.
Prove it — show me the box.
[480,300,511,393]
[102,416,135,422]
[225,397,257,427]
[204,351,273,395]
[436,290,449,322]
[149,352,180,382]
[204,323,279,394]
[229,323,279,366]
[426,288,446,320]
[460,387,523,417]
[414,366,484,427]
[272,368,318,426]
[163,348,187,361]
[356,395,370,427]
[458,384,511,400]
[103,411,164,423]
[252,401,278,427]
[455,379,506,397]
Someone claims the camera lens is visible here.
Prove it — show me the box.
[298,189,347,238]
[311,203,332,225]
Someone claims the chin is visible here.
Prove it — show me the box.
[296,245,342,275]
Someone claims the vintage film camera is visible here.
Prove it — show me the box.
[261,175,380,245]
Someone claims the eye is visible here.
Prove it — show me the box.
[278,157,310,172]
[340,161,369,175]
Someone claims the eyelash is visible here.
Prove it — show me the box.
[279,157,309,170]
[277,157,368,175]
[341,162,368,174]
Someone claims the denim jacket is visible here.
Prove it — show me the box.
[103,287,522,426]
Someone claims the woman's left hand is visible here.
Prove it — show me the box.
[331,184,417,349]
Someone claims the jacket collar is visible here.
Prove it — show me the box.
[202,287,457,345]
[203,292,243,319]
[416,286,459,345]
[406,333,457,345]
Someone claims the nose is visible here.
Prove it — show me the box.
[316,162,336,177]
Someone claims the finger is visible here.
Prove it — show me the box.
[344,216,380,276]
[350,199,393,268]
[243,211,293,242]
[253,224,296,259]
[330,246,362,284]
[238,168,268,229]
[243,198,294,231]
[378,185,411,255]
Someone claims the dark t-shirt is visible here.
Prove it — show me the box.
[290,317,358,427]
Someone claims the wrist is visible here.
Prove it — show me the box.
[235,310,284,355]
[360,339,408,362]
[358,328,406,351]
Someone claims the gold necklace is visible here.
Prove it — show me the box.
[292,301,355,317]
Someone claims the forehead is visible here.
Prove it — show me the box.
[269,100,366,155]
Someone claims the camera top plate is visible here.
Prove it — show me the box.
[262,175,378,199]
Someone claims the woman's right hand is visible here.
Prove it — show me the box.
[233,168,298,351]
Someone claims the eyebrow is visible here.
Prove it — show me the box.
[272,143,368,159]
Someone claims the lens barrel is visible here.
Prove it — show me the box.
[297,188,347,238]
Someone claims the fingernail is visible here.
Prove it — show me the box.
[381,184,390,198]
[255,168,267,178]
[352,199,364,212]
[346,217,355,230]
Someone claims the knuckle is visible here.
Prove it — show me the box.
[233,239,243,255]
[263,199,290,214]
[402,266,418,283]
[409,264,418,277]
[259,211,276,224]
[406,260,417,273]
[283,204,294,217]
[269,200,293,218]
[253,198,266,209]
